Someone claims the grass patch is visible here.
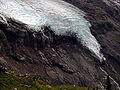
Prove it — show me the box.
[0,72,94,90]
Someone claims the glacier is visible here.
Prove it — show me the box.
[0,0,105,62]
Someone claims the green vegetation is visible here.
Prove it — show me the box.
[0,72,94,90]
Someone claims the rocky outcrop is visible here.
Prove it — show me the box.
[64,0,120,89]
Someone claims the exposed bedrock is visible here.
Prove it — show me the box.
[0,17,119,89]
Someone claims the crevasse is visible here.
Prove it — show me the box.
[0,0,105,62]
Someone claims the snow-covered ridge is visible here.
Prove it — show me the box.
[0,0,105,62]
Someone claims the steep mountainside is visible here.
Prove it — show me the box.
[0,0,120,89]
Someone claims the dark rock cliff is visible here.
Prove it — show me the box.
[0,0,120,89]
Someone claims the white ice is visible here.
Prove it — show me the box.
[0,0,105,61]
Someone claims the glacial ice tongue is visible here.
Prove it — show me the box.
[0,0,105,62]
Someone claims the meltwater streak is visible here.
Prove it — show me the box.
[0,0,105,62]
[100,67,120,89]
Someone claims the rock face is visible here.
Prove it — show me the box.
[0,0,120,89]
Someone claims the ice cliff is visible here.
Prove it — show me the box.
[0,0,105,62]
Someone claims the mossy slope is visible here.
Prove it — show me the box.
[0,72,93,90]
